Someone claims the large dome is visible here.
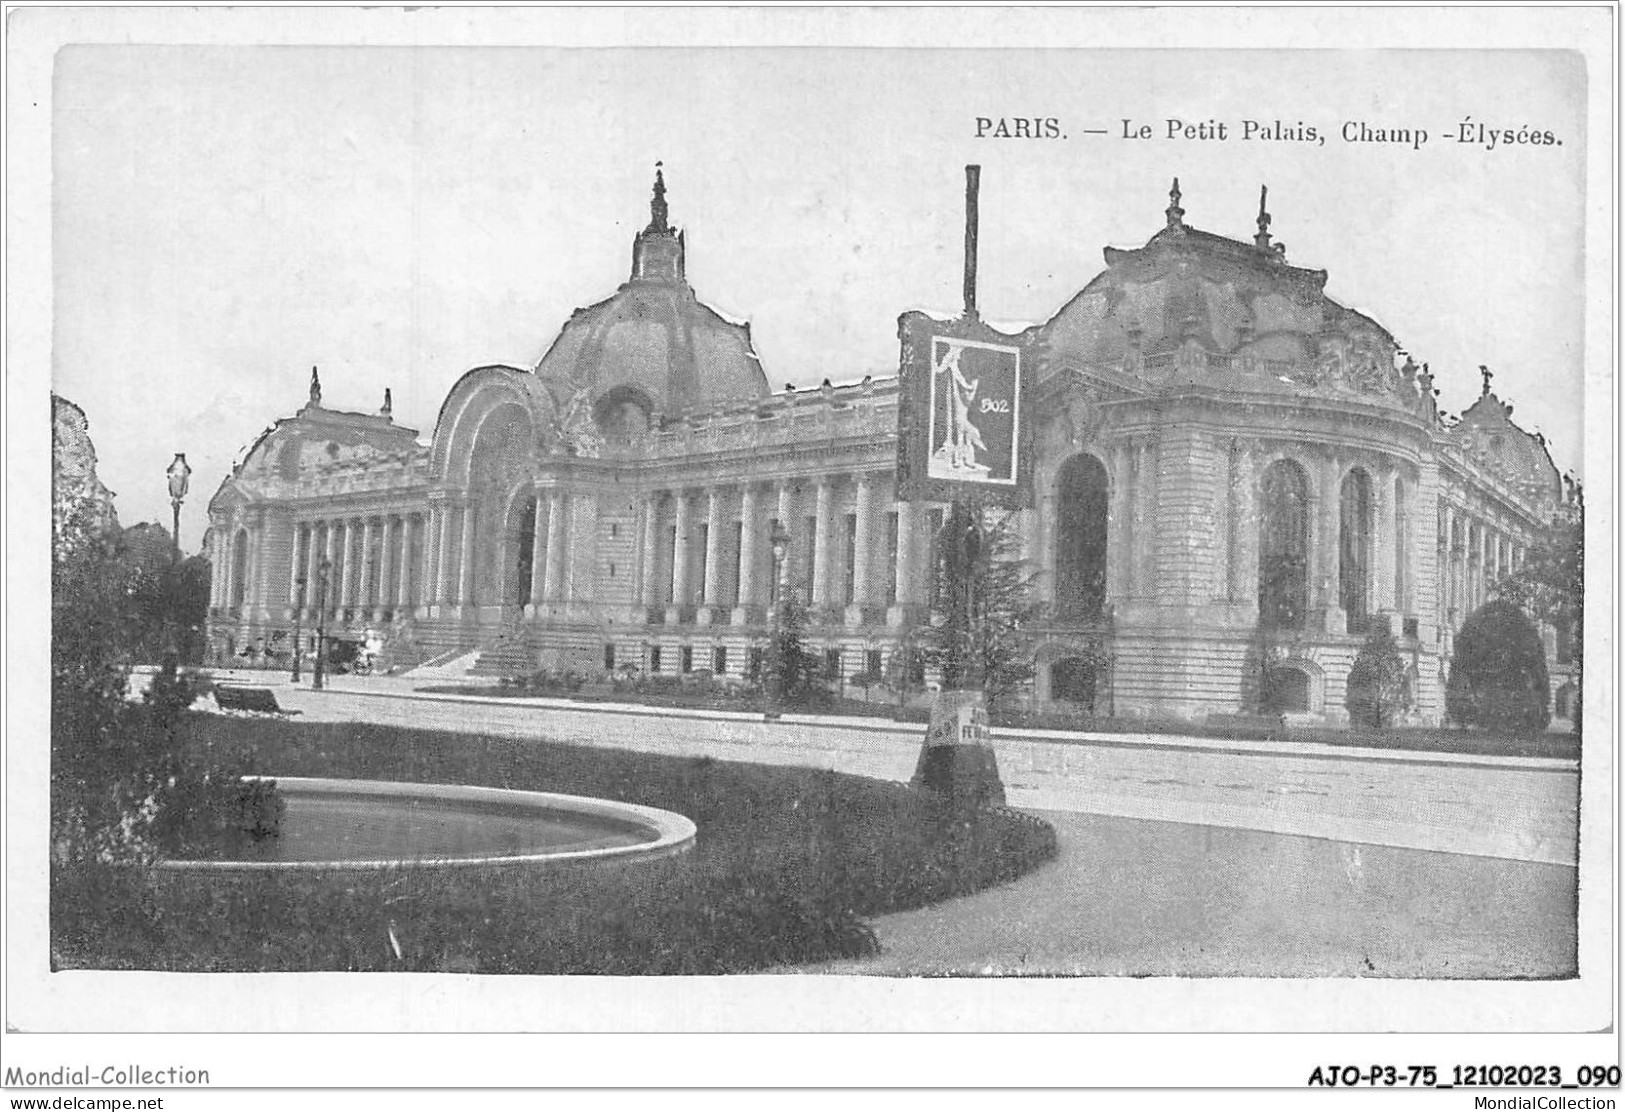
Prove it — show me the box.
[1040,180,1425,414]
[533,167,768,428]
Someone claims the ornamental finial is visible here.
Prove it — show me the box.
[381,387,393,418]
[1166,177,1185,227]
[648,161,669,233]
[1254,184,1272,250]
[308,365,322,407]
[1480,364,1494,396]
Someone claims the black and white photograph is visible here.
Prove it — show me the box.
[4,4,1616,1098]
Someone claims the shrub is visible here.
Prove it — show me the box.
[1446,600,1551,735]
[1345,622,1408,728]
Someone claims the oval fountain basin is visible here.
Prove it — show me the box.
[160,777,696,873]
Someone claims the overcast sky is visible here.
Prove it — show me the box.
[51,42,1590,546]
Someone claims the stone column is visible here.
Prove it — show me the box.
[206,530,220,608]
[811,478,834,610]
[358,518,377,612]
[317,519,335,614]
[774,483,796,605]
[1317,456,1343,631]
[457,502,477,607]
[1036,482,1058,608]
[526,493,547,611]
[422,507,440,605]
[700,486,725,621]
[376,517,395,618]
[1444,505,1460,629]
[434,504,452,606]
[735,484,761,619]
[1233,445,1259,606]
[543,490,566,604]
[305,522,324,617]
[286,524,305,617]
[1109,442,1132,602]
[1131,441,1157,599]
[1374,468,1396,616]
[671,490,694,609]
[221,523,237,612]
[640,491,663,606]
[331,519,352,611]
[890,500,918,622]
[398,516,416,609]
[851,474,875,612]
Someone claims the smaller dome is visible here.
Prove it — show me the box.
[533,166,768,417]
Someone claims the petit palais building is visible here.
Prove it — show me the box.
[204,172,1577,725]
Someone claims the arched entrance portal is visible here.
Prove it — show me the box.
[464,403,538,617]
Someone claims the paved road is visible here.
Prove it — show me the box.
[209,673,1579,866]
[806,811,1577,978]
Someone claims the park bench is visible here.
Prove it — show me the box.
[213,685,300,717]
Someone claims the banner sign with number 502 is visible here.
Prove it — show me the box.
[895,310,1036,507]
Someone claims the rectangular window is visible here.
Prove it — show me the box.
[680,645,693,673]
[825,647,842,680]
[866,648,883,677]
[650,646,662,673]
[1402,617,1419,640]
[604,644,615,671]
[713,646,727,674]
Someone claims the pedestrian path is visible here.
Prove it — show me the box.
[237,675,1579,867]
[803,811,1577,978]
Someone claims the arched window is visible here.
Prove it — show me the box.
[1258,459,1309,630]
[1340,468,1373,632]
[1054,454,1109,621]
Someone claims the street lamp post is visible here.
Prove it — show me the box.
[312,557,331,691]
[764,522,791,721]
[166,453,191,564]
[291,576,307,683]
[163,453,192,669]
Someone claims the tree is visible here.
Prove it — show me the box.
[919,503,1042,713]
[1493,499,1582,732]
[115,524,212,664]
[766,582,827,710]
[52,492,276,870]
[1445,599,1551,736]
[1345,622,1408,728]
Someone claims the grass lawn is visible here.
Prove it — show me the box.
[51,714,1056,975]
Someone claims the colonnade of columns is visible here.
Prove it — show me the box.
[276,511,425,619]
[637,473,926,625]
[1439,501,1524,634]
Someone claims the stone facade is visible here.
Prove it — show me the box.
[205,173,1575,724]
